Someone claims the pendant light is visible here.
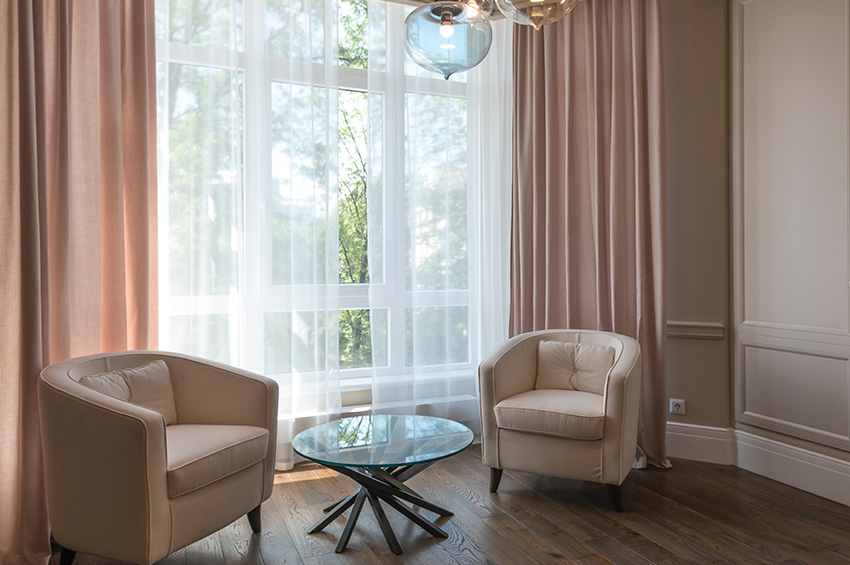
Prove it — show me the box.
[464,0,494,16]
[403,1,493,80]
[494,0,579,31]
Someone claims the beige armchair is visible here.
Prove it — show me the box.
[38,351,279,565]
[479,330,641,511]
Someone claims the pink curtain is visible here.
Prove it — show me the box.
[510,0,669,468]
[0,1,157,562]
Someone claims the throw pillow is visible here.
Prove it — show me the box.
[79,360,178,424]
[78,371,131,401]
[535,340,615,395]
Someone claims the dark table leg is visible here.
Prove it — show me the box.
[369,467,422,498]
[377,492,447,538]
[322,497,345,513]
[335,488,367,553]
[365,489,403,555]
[394,461,435,483]
[309,490,359,534]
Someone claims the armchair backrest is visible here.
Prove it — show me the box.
[516,329,626,359]
[479,329,636,406]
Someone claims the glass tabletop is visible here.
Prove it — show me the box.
[292,414,474,468]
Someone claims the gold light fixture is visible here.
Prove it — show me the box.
[495,0,579,31]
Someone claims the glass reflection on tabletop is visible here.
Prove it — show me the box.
[338,415,391,448]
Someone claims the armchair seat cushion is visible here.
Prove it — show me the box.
[494,389,605,440]
[166,424,269,498]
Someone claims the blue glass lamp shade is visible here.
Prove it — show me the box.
[403,1,493,80]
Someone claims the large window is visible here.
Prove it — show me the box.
[155,0,477,393]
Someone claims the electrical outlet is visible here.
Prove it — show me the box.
[669,398,687,415]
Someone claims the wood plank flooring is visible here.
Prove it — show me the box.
[52,448,850,564]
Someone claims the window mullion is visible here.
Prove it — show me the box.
[384,2,408,376]
[242,0,268,374]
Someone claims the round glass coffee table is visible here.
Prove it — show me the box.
[292,414,474,555]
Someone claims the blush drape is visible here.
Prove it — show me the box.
[0,1,157,563]
[510,0,669,468]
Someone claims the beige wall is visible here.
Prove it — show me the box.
[663,0,850,464]
[662,0,731,429]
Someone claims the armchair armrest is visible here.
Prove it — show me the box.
[162,352,279,500]
[478,332,542,467]
[601,339,642,484]
[164,353,278,429]
[38,378,171,564]
[479,333,541,406]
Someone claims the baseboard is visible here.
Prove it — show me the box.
[666,422,850,506]
[666,422,736,464]
[735,431,850,507]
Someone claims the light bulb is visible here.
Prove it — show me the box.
[439,9,455,39]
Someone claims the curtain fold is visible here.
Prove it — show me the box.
[510,0,669,468]
[469,18,514,376]
[0,1,157,562]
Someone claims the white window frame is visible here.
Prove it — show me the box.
[156,0,476,390]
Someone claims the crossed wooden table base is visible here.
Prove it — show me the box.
[308,461,451,555]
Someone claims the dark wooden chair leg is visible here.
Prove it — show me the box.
[59,547,76,565]
[489,468,503,493]
[247,504,262,533]
[607,484,623,512]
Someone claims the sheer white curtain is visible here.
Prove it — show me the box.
[253,0,345,470]
[155,0,511,470]
[156,0,342,470]
[365,4,512,435]
[469,17,513,383]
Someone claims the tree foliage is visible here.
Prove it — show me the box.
[338,0,368,70]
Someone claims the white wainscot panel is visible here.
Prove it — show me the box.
[740,0,849,332]
[741,344,850,445]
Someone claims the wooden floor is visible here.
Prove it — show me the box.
[54,447,850,564]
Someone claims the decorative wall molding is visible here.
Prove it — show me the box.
[666,423,850,507]
[666,321,725,340]
[739,320,850,338]
[732,0,850,337]
[736,341,850,451]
